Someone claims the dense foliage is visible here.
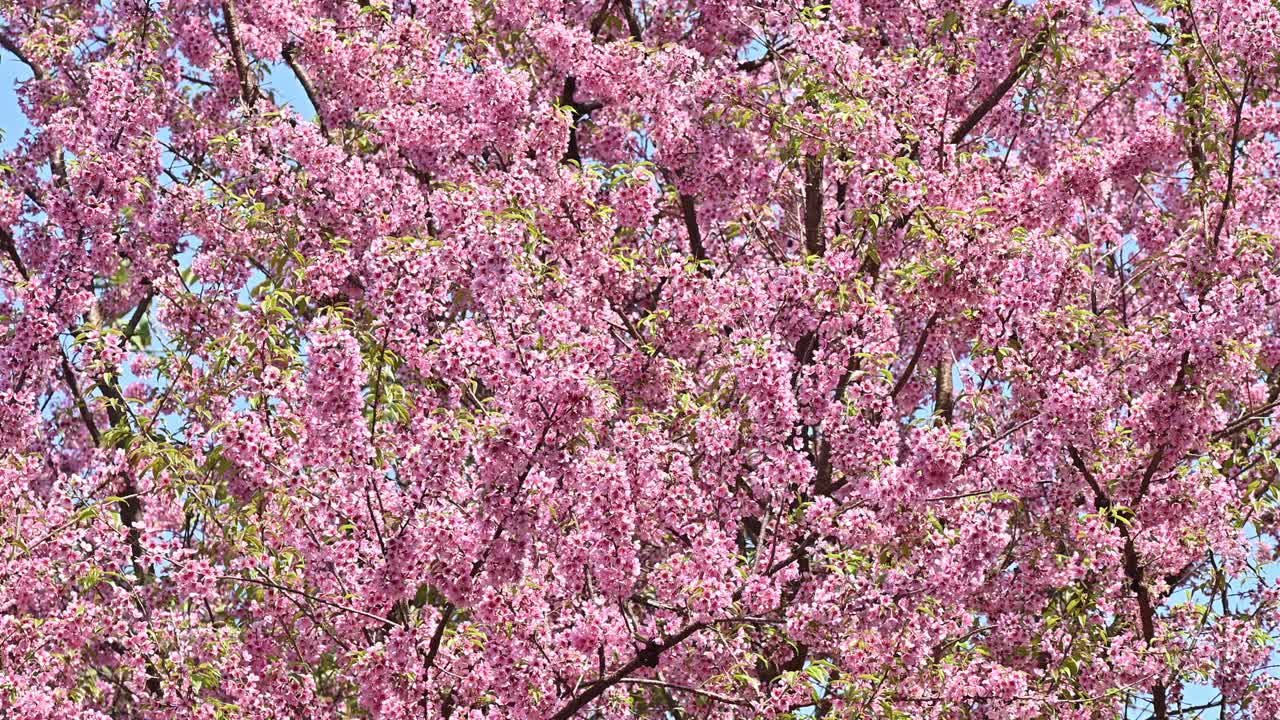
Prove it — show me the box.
[3,0,1280,717]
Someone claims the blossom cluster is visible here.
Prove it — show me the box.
[2,0,1280,718]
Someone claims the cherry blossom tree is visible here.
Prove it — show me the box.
[3,0,1280,717]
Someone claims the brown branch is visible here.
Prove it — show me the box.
[803,153,825,256]
[218,574,405,628]
[558,76,602,166]
[1136,444,1166,502]
[1213,399,1280,441]
[552,549,807,719]
[0,30,48,80]
[679,193,710,275]
[0,32,67,181]
[423,604,454,669]
[619,0,644,41]
[282,42,327,135]
[1136,351,1190,500]
[106,291,154,367]
[93,321,151,580]
[1211,72,1251,250]
[1067,444,1108,507]
[949,21,1055,145]
[1075,70,1135,136]
[1175,9,1207,187]
[959,416,1036,470]
[222,0,259,107]
[1066,444,1167,720]
[2,228,106,447]
[610,677,748,707]
[890,312,940,399]
[934,359,954,423]
[60,355,103,446]
[737,43,792,73]
[0,227,29,282]
[551,623,707,720]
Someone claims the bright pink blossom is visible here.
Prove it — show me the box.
[2,0,1280,718]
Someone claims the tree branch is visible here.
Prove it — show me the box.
[609,677,748,707]
[803,153,825,256]
[282,42,327,135]
[619,0,644,41]
[222,0,259,107]
[218,574,405,628]
[551,623,707,720]
[1211,72,1250,250]
[890,312,940,399]
[1066,444,1167,720]
[679,192,710,275]
[559,75,602,165]
[949,21,1055,145]
[0,30,48,80]
[934,360,954,423]
[421,603,454,670]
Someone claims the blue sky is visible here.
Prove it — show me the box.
[0,48,30,151]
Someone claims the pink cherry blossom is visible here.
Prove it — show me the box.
[2,0,1280,718]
